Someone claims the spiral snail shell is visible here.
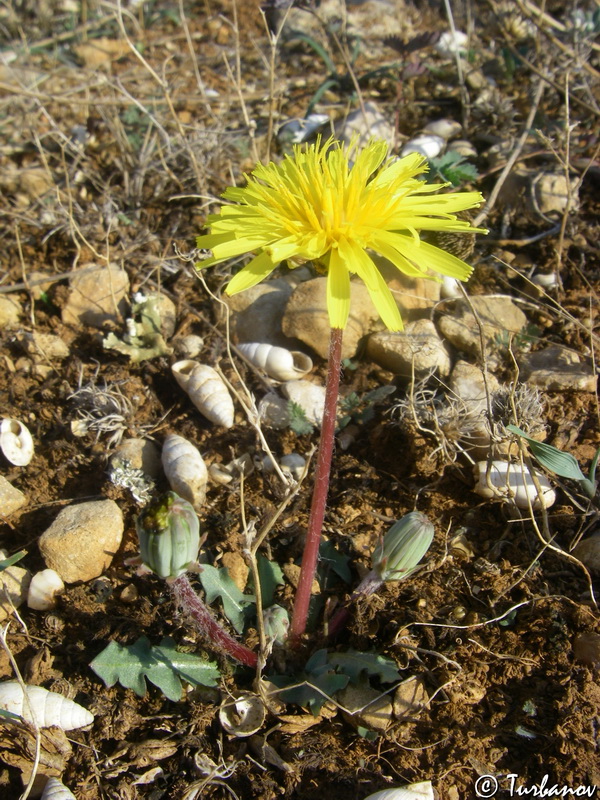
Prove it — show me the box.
[41,777,77,800]
[237,342,313,381]
[171,360,234,428]
[162,434,208,511]
[0,680,94,730]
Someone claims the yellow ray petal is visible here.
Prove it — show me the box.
[326,249,351,329]
[225,250,278,295]
[393,235,474,280]
[339,239,404,331]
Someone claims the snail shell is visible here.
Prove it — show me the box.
[0,680,94,730]
[171,360,234,428]
[363,782,435,800]
[27,568,65,611]
[219,692,266,737]
[162,434,208,510]
[41,777,77,800]
[237,342,312,381]
[473,460,556,510]
[0,419,34,466]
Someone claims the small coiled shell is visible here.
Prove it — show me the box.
[27,568,65,611]
[0,680,94,730]
[0,419,34,466]
[162,434,208,511]
[237,342,313,381]
[219,693,266,737]
[41,777,77,800]
[171,360,234,428]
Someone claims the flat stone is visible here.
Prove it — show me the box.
[0,563,31,622]
[436,295,527,358]
[0,476,27,515]
[339,684,393,732]
[226,279,295,347]
[62,264,129,329]
[518,345,596,392]
[0,295,21,329]
[366,319,452,378]
[393,676,429,720]
[38,499,124,583]
[20,332,70,360]
[282,276,381,360]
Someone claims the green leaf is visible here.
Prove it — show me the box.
[199,565,254,633]
[256,555,284,607]
[287,401,314,435]
[328,651,401,684]
[506,425,587,482]
[429,151,479,187]
[90,636,219,701]
[0,550,27,572]
[319,540,352,584]
[0,708,22,722]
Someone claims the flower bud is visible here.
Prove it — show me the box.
[262,604,290,645]
[372,512,434,582]
[136,492,200,579]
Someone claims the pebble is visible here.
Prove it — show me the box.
[226,279,294,347]
[449,360,500,458]
[532,172,579,217]
[0,555,31,622]
[62,264,129,328]
[573,632,600,667]
[221,551,249,593]
[0,295,21,329]
[366,319,452,378]
[0,476,27,515]
[572,535,600,576]
[19,332,70,360]
[38,499,124,583]
[110,437,162,478]
[173,334,204,359]
[518,345,596,392]
[335,101,394,150]
[282,380,326,426]
[339,684,393,732]
[282,276,381,360]
[393,676,429,720]
[436,295,527,358]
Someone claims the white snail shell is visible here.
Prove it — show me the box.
[0,680,94,730]
[27,569,65,611]
[363,782,435,800]
[0,419,34,466]
[237,342,313,381]
[473,460,556,510]
[41,777,77,800]
[162,434,208,510]
[171,360,234,428]
[219,693,266,737]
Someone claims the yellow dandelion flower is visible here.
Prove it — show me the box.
[196,137,486,331]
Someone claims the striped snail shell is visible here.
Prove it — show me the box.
[162,434,208,511]
[237,342,313,381]
[0,680,94,730]
[41,777,77,800]
[171,360,234,428]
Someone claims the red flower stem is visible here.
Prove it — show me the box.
[170,574,258,668]
[290,326,344,643]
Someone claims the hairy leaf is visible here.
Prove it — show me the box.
[328,650,401,684]
[90,636,219,701]
[199,565,254,633]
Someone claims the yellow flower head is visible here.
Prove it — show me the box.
[196,137,486,331]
